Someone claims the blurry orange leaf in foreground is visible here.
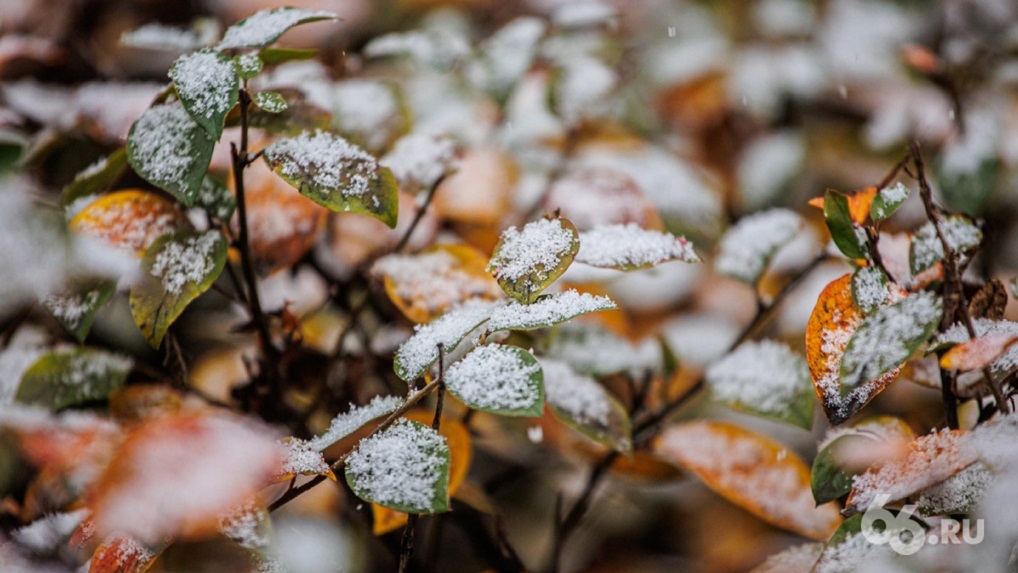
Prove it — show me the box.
[654,420,842,540]
[845,429,976,515]
[86,412,283,544]
[371,411,473,535]
[89,534,160,573]
[939,332,1018,372]
[806,274,900,425]
[433,147,516,225]
[69,190,190,254]
[807,187,877,225]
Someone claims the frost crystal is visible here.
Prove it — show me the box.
[489,218,576,285]
[445,345,542,412]
[279,438,330,477]
[345,419,448,512]
[309,395,403,451]
[715,208,801,283]
[170,49,237,120]
[486,290,616,332]
[129,102,209,191]
[150,231,220,295]
[918,462,991,515]
[540,358,609,425]
[576,223,698,269]
[219,502,269,550]
[217,8,336,50]
[42,289,103,331]
[381,132,458,190]
[706,340,810,416]
[395,301,496,381]
[264,130,376,198]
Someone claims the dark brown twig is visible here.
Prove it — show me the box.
[392,174,447,254]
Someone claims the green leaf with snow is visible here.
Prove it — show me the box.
[16,348,132,410]
[127,101,215,206]
[541,358,631,453]
[169,49,239,140]
[576,224,699,270]
[394,301,496,382]
[916,462,991,516]
[715,209,801,284]
[445,345,544,417]
[909,215,982,275]
[545,323,660,377]
[937,156,998,217]
[811,433,875,505]
[129,230,227,349]
[217,8,337,51]
[258,47,316,66]
[309,395,403,452]
[486,290,616,333]
[850,266,890,316]
[61,148,128,209]
[839,292,942,394]
[345,419,450,514]
[42,282,115,344]
[194,175,235,221]
[246,89,331,135]
[252,91,286,113]
[263,130,399,228]
[823,189,868,260]
[488,217,579,304]
[870,182,909,222]
[706,340,814,430]
[233,54,263,79]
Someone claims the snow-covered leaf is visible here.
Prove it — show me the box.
[217,8,337,51]
[845,428,977,515]
[545,323,661,376]
[467,17,546,102]
[821,188,869,260]
[169,49,239,140]
[549,56,617,125]
[345,419,450,514]
[849,266,890,315]
[234,54,263,80]
[839,291,942,394]
[715,208,801,284]
[219,501,270,550]
[127,101,215,206]
[121,23,203,51]
[705,340,814,429]
[488,217,579,304]
[308,395,403,452]
[541,358,631,452]
[916,462,991,516]
[380,132,459,193]
[811,417,914,505]
[940,332,1018,371]
[89,534,161,573]
[253,91,287,113]
[932,319,1018,378]
[750,542,823,573]
[129,230,227,348]
[870,182,909,222]
[16,348,131,410]
[486,290,616,333]
[394,301,496,382]
[806,275,901,425]
[373,245,503,324]
[275,438,334,482]
[576,223,699,270]
[68,189,191,254]
[363,30,470,70]
[543,167,661,231]
[194,175,235,221]
[42,282,115,343]
[445,345,544,417]
[263,130,398,228]
[654,420,842,539]
[61,148,128,210]
[909,215,981,275]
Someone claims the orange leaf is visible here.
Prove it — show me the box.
[321,191,440,271]
[845,429,976,515]
[807,187,877,224]
[542,166,663,231]
[108,384,183,422]
[940,332,1018,371]
[434,147,516,225]
[69,190,190,254]
[806,274,901,425]
[654,421,842,539]
[89,534,160,573]
[371,410,472,535]
[902,43,940,74]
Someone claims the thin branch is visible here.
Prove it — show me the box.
[393,174,446,254]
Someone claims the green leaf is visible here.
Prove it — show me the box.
[850,266,890,315]
[909,215,982,275]
[170,49,240,140]
[811,433,876,504]
[16,348,132,410]
[233,54,263,79]
[194,175,236,221]
[258,47,316,66]
[394,301,497,382]
[246,88,331,135]
[870,182,909,222]
[41,282,115,344]
[345,419,450,514]
[839,292,942,394]
[937,156,998,217]
[715,209,802,284]
[0,129,28,174]
[488,217,579,304]
[706,340,814,430]
[541,358,632,453]
[61,148,128,209]
[575,224,699,270]
[823,188,868,260]
[545,323,659,377]
[127,101,215,206]
[252,91,287,114]
[486,290,616,332]
[217,7,337,51]
[263,130,399,228]
[445,345,544,417]
[129,230,227,348]
[308,395,404,452]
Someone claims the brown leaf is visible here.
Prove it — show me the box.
[969,279,1007,320]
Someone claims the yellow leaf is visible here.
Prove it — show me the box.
[69,190,190,254]
[940,332,1018,371]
